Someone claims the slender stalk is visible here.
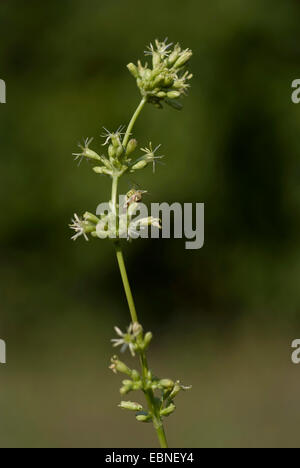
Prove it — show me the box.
[122,97,147,148]
[111,175,119,213]
[114,242,138,324]
[112,95,168,448]
[114,241,168,448]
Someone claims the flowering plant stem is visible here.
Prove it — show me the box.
[114,241,168,448]
[112,99,168,448]
[70,39,193,448]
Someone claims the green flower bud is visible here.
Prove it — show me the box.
[167,90,181,99]
[131,159,147,171]
[116,145,124,158]
[93,166,112,176]
[109,356,132,375]
[99,155,113,169]
[160,403,176,417]
[136,412,152,423]
[174,51,193,69]
[157,91,167,98]
[84,148,102,161]
[111,134,121,149]
[152,52,161,68]
[122,379,133,386]
[120,385,132,395]
[159,379,174,389]
[108,144,116,159]
[126,139,138,156]
[119,401,143,411]
[168,44,181,65]
[164,76,174,87]
[143,331,153,350]
[127,63,139,78]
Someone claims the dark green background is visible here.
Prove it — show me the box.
[0,0,300,448]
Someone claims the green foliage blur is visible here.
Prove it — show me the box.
[0,0,300,448]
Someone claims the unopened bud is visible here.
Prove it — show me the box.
[93,166,112,176]
[152,52,161,68]
[109,356,131,375]
[131,160,147,171]
[126,139,138,156]
[159,379,174,389]
[136,412,152,423]
[127,63,139,78]
[108,144,116,159]
[174,51,192,69]
[84,148,102,161]
[167,91,181,99]
[111,134,121,149]
[120,385,132,395]
[143,332,153,350]
[160,403,176,417]
[168,45,181,65]
[119,401,143,411]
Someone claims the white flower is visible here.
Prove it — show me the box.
[140,143,164,173]
[101,125,126,146]
[69,213,89,241]
[111,323,142,356]
[144,38,173,58]
[72,137,94,165]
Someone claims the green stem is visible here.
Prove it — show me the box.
[114,242,138,324]
[114,242,168,448]
[111,175,119,215]
[122,97,147,148]
[112,95,168,449]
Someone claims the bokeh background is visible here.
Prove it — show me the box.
[0,0,300,448]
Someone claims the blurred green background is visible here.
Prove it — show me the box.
[0,0,300,448]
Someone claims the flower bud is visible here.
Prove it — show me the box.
[126,139,138,156]
[152,52,161,68]
[108,144,116,159]
[168,381,181,399]
[131,160,147,171]
[109,356,131,375]
[119,401,143,411]
[174,51,192,69]
[159,379,174,389]
[111,134,121,149]
[160,403,176,417]
[84,148,102,161]
[143,331,153,350]
[168,44,181,65]
[120,385,132,395]
[127,63,139,78]
[136,412,152,423]
[167,91,181,99]
[93,166,112,176]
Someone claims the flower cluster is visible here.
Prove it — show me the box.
[70,189,160,242]
[72,129,164,180]
[127,39,193,109]
[69,212,100,241]
[109,322,191,423]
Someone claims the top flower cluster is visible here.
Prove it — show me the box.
[127,39,193,109]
